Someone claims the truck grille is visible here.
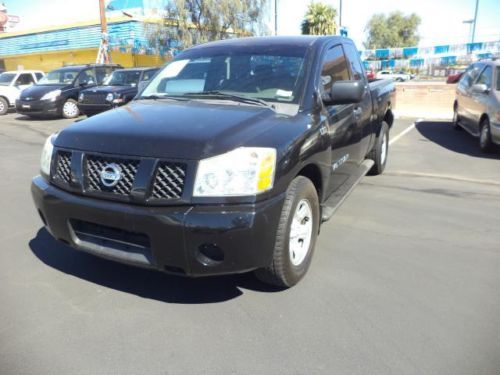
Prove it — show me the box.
[84,155,139,196]
[150,162,187,200]
[81,93,107,104]
[53,151,72,185]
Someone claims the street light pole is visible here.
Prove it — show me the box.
[274,0,278,36]
[471,0,479,43]
[339,0,342,28]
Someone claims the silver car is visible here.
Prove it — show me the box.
[453,59,500,152]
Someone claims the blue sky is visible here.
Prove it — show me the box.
[5,0,500,48]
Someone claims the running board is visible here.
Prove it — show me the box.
[321,159,374,222]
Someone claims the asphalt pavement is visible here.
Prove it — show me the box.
[0,112,499,375]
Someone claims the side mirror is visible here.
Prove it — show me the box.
[471,83,488,94]
[138,80,149,92]
[323,80,365,105]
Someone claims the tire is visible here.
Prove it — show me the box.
[0,97,8,115]
[255,176,320,288]
[453,103,462,131]
[479,118,495,153]
[61,98,80,119]
[367,121,389,175]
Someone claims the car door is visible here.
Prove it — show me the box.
[457,63,483,132]
[470,65,492,131]
[320,44,363,195]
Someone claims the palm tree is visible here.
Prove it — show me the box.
[301,2,337,36]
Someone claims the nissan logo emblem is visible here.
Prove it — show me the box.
[100,163,122,187]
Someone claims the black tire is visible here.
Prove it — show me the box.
[453,103,462,131]
[367,121,389,175]
[61,98,80,119]
[255,176,320,288]
[479,118,495,153]
[0,97,8,115]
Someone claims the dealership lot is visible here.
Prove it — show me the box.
[1,113,499,374]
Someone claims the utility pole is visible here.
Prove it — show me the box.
[471,0,479,43]
[274,0,278,36]
[339,0,342,28]
[96,0,111,64]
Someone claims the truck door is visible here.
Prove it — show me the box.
[319,44,363,195]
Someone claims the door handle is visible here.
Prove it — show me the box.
[353,107,363,119]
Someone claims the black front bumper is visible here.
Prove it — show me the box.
[16,98,62,117]
[31,176,284,277]
[77,102,113,116]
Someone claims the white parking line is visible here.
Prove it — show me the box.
[389,120,420,145]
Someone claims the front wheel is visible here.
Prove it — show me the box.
[367,121,389,175]
[479,118,495,153]
[255,176,320,288]
[61,99,80,119]
[0,97,8,115]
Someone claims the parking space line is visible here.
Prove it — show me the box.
[386,171,500,187]
[389,120,420,145]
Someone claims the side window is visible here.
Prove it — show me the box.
[76,69,96,86]
[15,73,35,85]
[35,72,44,81]
[343,44,364,81]
[320,44,350,95]
[96,67,113,85]
[459,64,483,90]
[476,66,492,89]
[142,69,157,81]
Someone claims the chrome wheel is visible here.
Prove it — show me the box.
[289,199,313,266]
[0,100,5,113]
[380,132,388,165]
[480,124,489,148]
[62,100,78,118]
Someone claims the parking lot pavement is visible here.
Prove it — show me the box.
[0,114,499,375]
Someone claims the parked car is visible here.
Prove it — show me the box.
[366,68,376,81]
[0,70,44,115]
[376,70,411,82]
[31,36,394,287]
[447,70,465,84]
[78,67,159,116]
[16,64,122,119]
[453,60,500,152]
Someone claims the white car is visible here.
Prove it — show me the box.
[375,70,411,82]
[0,70,45,115]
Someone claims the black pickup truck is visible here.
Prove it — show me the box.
[32,36,394,287]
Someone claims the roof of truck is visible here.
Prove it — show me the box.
[2,70,44,74]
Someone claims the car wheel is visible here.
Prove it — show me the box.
[479,118,495,153]
[62,99,80,119]
[0,97,8,115]
[396,78,403,82]
[367,121,389,175]
[255,176,320,288]
[453,104,462,131]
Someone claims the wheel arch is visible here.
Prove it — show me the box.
[0,95,10,106]
[479,113,489,128]
[295,163,323,202]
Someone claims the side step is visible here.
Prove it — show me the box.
[321,159,374,222]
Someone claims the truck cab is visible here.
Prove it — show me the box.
[0,70,44,115]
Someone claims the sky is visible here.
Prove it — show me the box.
[4,0,500,49]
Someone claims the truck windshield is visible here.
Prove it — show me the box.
[38,69,81,85]
[0,73,15,85]
[104,70,141,86]
[140,48,307,105]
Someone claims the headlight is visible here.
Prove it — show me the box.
[41,90,61,101]
[40,133,58,176]
[78,93,84,101]
[106,93,114,102]
[193,147,276,197]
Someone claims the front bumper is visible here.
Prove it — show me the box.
[32,176,284,277]
[16,98,62,117]
[77,102,113,116]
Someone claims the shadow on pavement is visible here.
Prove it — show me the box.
[415,121,499,159]
[29,228,283,304]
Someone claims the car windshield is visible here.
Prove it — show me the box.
[0,73,15,85]
[38,69,81,85]
[104,70,142,86]
[140,46,308,105]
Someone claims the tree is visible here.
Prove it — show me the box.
[301,2,337,36]
[146,0,268,53]
[364,11,421,49]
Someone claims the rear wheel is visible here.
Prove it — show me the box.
[0,97,8,115]
[479,118,495,153]
[62,99,79,119]
[367,121,389,175]
[255,176,320,288]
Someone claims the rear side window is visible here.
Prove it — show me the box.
[142,69,158,81]
[476,66,492,89]
[343,43,364,81]
[320,45,350,95]
[35,72,44,81]
[15,73,35,85]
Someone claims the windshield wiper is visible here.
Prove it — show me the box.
[183,91,275,111]
[138,94,188,101]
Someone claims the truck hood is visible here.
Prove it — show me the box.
[20,84,70,100]
[55,100,281,160]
